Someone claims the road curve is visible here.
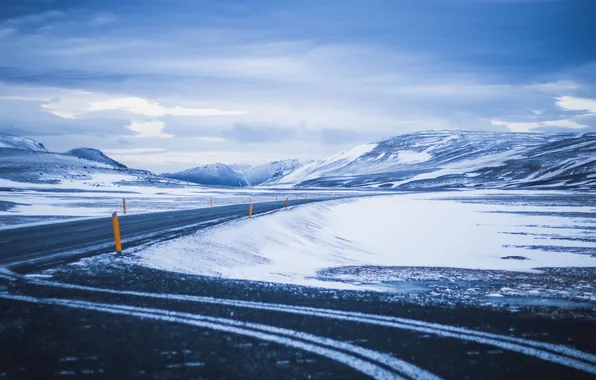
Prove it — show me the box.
[0,197,329,272]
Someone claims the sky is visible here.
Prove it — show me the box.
[0,0,595,173]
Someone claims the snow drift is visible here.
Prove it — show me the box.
[135,191,596,290]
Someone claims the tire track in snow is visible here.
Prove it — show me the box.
[0,293,439,380]
[28,279,596,375]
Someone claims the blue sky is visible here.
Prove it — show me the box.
[1,0,595,172]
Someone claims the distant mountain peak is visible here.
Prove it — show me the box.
[163,159,309,187]
[163,163,248,187]
[244,159,308,186]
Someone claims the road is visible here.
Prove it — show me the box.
[0,197,325,272]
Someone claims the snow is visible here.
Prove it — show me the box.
[395,150,432,164]
[244,159,306,186]
[0,173,139,191]
[135,191,596,290]
[332,143,378,162]
[277,143,378,184]
[0,174,374,227]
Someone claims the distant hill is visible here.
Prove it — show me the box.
[0,134,184,188]
[163,159,308,187]
[66,148,128,169]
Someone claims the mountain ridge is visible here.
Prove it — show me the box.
[272,130,595,190]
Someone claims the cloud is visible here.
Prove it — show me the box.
[87,13,116,27]
[556,96,596,114]
[103,148,166,155]
[0,84,247,140]
[0,96,134,137]
[38,93,247,120]
[0,1,594,171]
[221,124,378,145]
[222,124,297,143]
[86,97,247,118]
[489,95,596,133]
[491,119,588,133]
[526,81,579,95]
[3,10,66,29]
[195,136,226,142]
[126,121,173,138]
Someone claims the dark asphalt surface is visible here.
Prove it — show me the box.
[0,197,328,272]
[0,264,595,379]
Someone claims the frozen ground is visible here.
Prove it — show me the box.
[132,190,596,308]
[0,175,364,227]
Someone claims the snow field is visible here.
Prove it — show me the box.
[135,191,596,290]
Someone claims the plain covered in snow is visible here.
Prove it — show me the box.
[135,191,596,291]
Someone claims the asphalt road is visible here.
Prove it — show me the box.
[0,197,326,272]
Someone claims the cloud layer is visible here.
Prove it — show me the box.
[0,0,594,172]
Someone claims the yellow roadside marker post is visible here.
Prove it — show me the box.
[249,197,253,218]
[285,197,289,209]
[112,212,122,254]
[122,198,127,214]
[210,197,213,207]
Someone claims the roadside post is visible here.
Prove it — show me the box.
[210,197,213,207]
[112,212,122,254]
[122,198,127,214]
[249,197,253,218]
[285,197,289,209]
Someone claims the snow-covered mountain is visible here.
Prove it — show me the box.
[66,148,128,169]
[163,159,308,187]
[4,131,593,191]
[163,163,249,187]
[273,131,596,190]
[0,134,184,188]
[244,159,308,186]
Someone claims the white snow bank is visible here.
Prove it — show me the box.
[135,192,596,290]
